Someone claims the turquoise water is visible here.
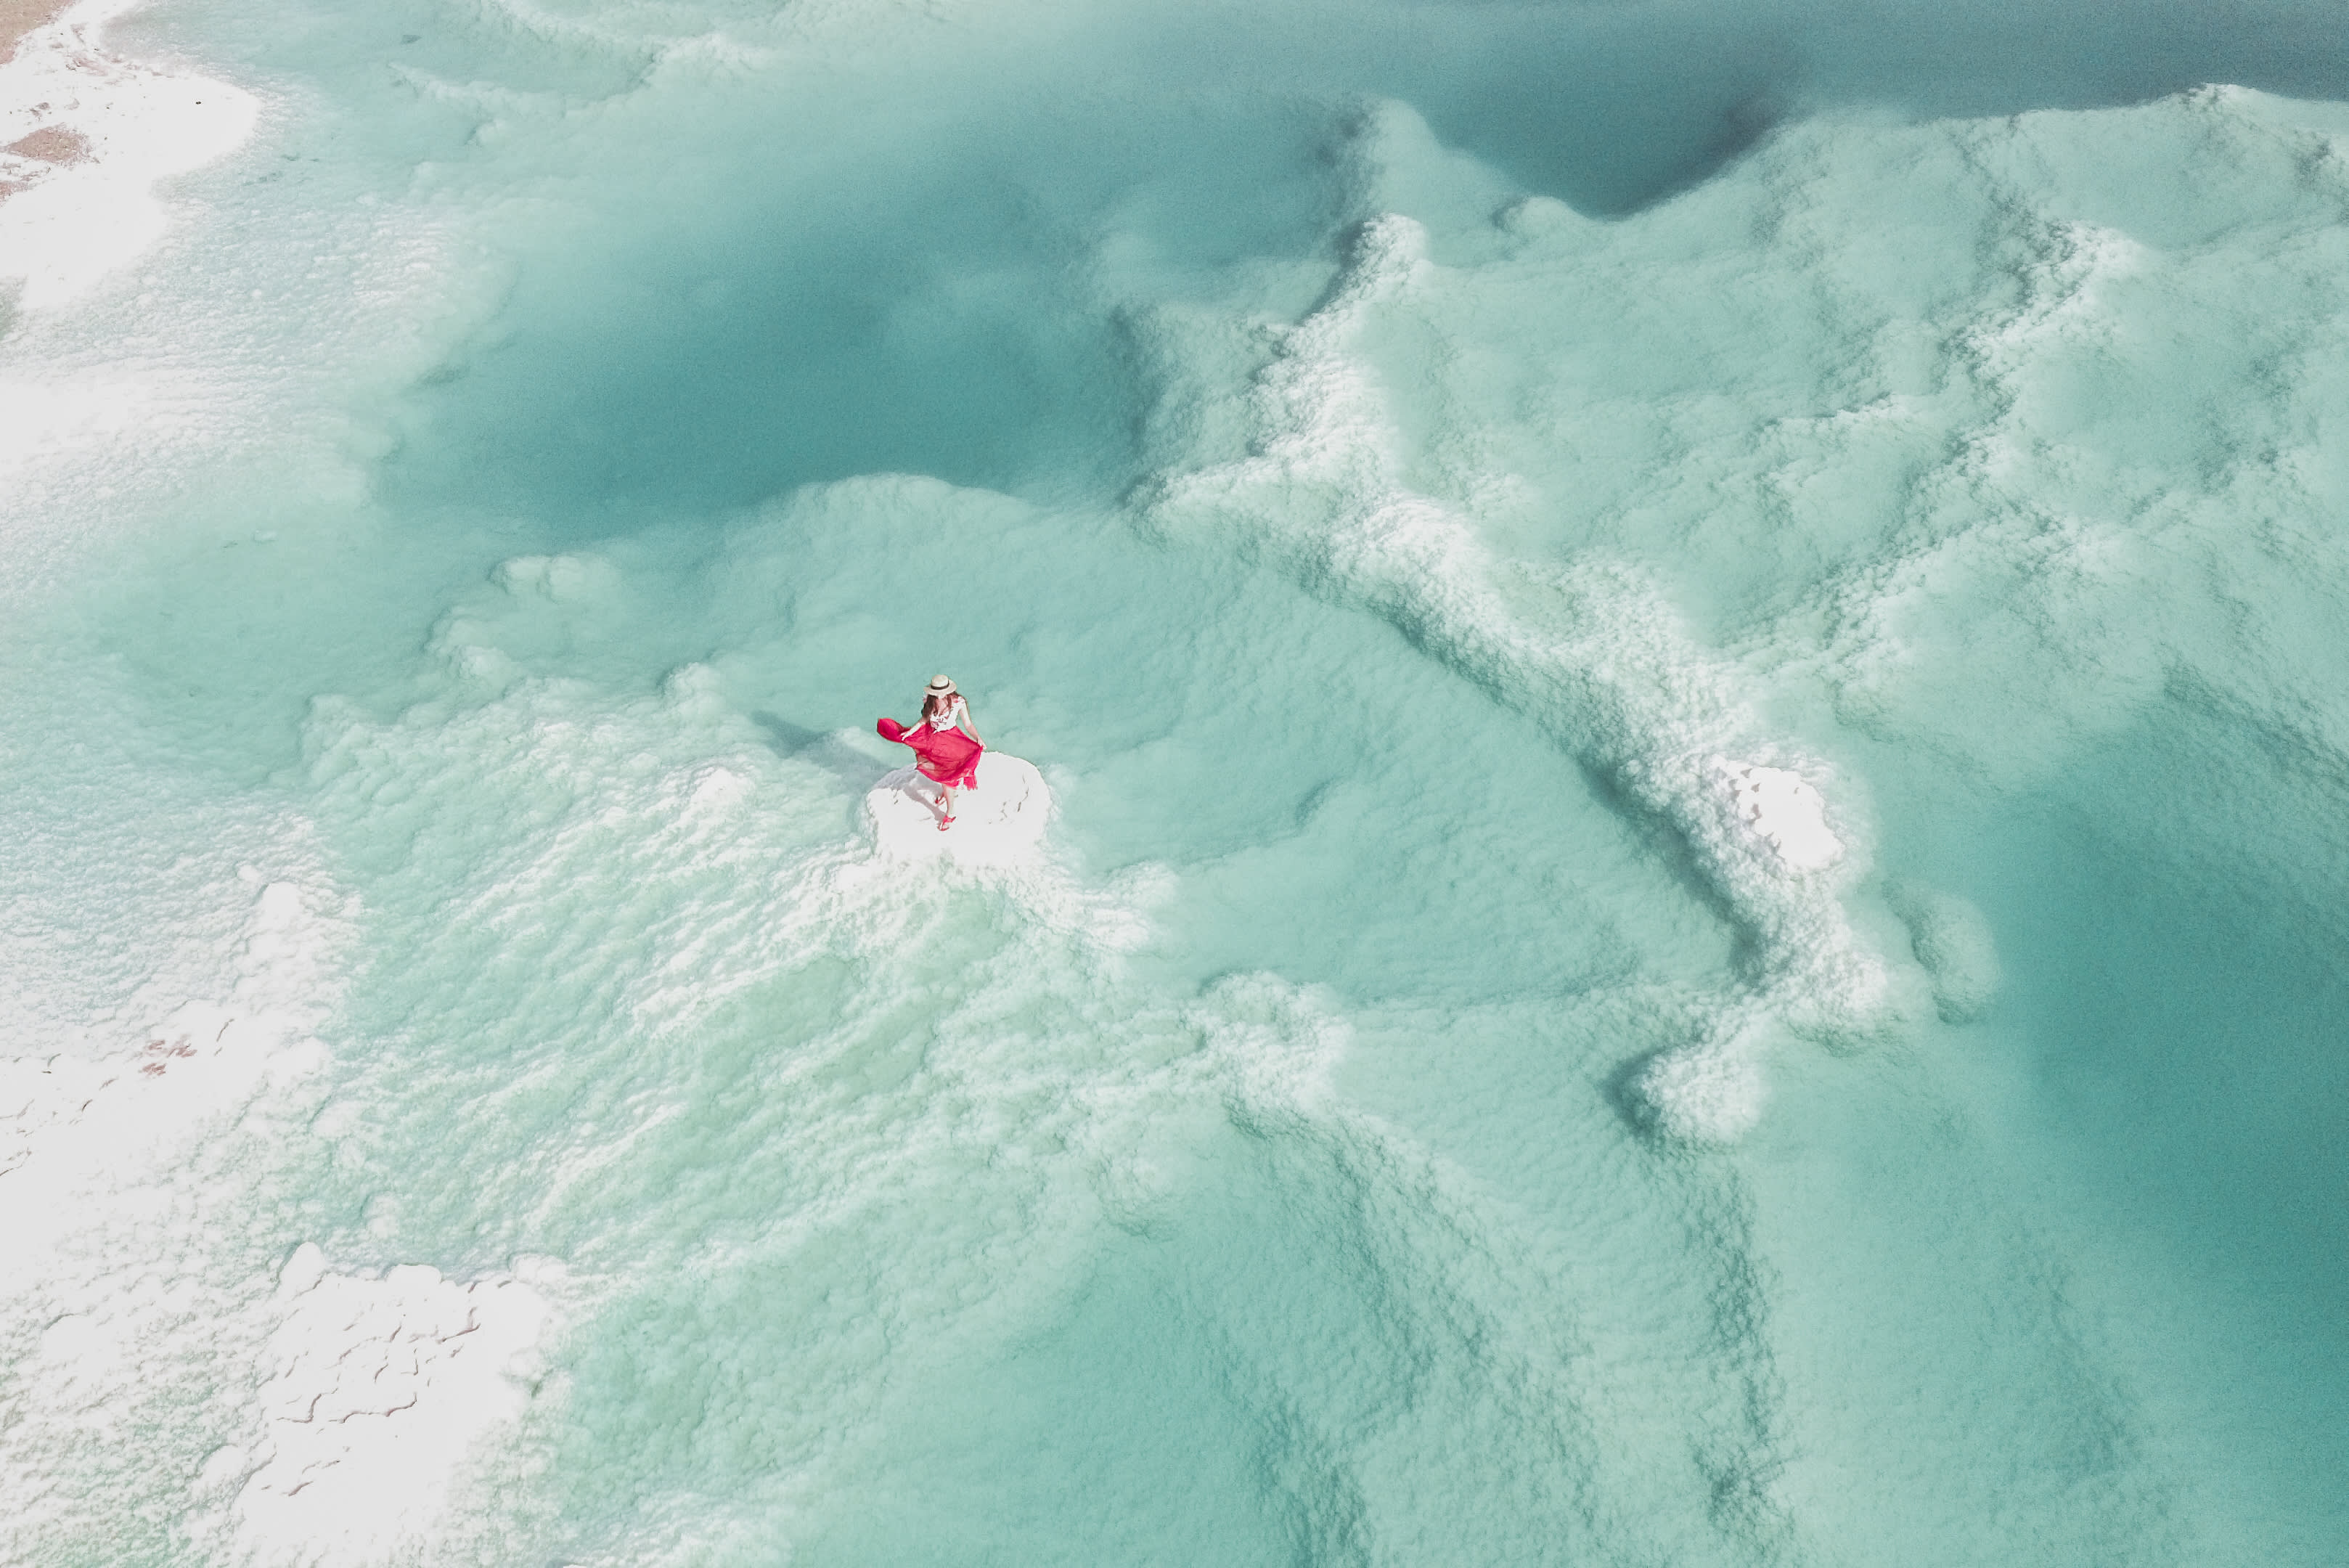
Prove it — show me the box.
[5,0,2349,1562]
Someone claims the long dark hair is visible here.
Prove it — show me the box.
[922,689,959,724]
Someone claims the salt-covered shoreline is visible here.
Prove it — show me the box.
[0,0,256,310]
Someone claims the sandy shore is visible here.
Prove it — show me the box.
[3,0,88,192]
[1,0,74,64]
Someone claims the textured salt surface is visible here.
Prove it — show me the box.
[231,1244,558,1564]
[3,0,2348,1563]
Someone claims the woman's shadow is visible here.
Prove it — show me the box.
[750,713,904,826]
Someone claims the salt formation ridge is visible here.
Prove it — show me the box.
[1145,123,1885,1140]
[1137,85,2349,1141]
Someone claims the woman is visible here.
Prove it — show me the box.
[876,674,985,829]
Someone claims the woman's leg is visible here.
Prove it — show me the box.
[938,783,956,823]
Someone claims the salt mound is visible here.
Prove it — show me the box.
[1714,759,1842,873]
[1889,883,2003,1024]
[865,754,1050,866]
[1630,1026,1770,1145]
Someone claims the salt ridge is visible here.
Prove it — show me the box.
[1146,176,1887,1143]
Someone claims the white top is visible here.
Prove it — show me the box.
[924,695,973,733]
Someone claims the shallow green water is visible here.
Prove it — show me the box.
[4,0,2348,1563]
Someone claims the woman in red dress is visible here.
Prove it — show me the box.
[876,674,985,830]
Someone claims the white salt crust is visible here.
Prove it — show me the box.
[1713,760,1843,873]
[865,752,1052,867]
[0,860,358,1561]
[0,0,258,310]
[227,1244,560,1566]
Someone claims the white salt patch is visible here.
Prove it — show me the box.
[1713,759,1843,873]
[0,0,258,310]
[234,1244,560,1564]
[866,752,1051,867]
[0,871,343,1264]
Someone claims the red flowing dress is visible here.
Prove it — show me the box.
[877,716,983,791]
